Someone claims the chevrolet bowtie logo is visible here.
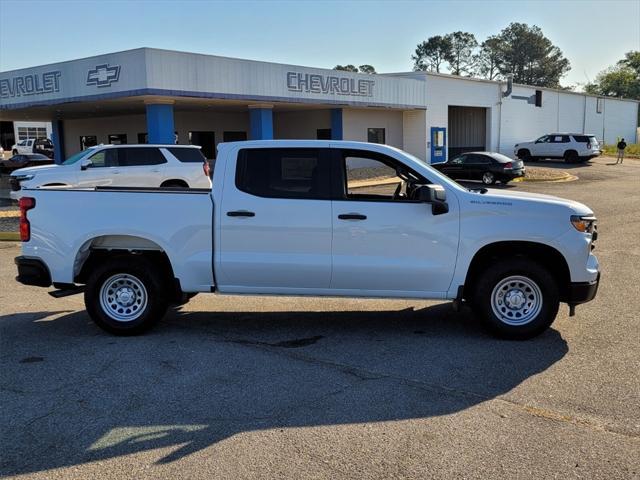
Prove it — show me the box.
[86,64,121,88]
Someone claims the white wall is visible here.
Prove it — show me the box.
[402,110,427,161]
[423,74,500,162]
[342,108,404,149]
[274,110,330,139]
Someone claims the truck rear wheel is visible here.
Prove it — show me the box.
[472,259,559,340]
[84,257,168,335]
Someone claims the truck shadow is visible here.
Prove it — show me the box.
[0,304,568,475]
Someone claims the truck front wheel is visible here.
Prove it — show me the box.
[472,259,559,340]
[84,257,168,335]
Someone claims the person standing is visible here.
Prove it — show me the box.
[616,138,627,164]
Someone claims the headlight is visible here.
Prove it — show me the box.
[570,215,596,233]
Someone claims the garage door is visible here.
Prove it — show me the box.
[448,106,487,159]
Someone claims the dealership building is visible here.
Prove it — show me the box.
[1,47,638,163]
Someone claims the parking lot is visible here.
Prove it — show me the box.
[0,157,639,479]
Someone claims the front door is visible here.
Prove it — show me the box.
[430,127,447,163]
[330,148,459,295]
[218,147,333,291]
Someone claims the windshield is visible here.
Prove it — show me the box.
[62,150,90,165]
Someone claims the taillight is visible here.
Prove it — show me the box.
[19,197,35,242]
[203,161,211,178]
[504,162,513,169]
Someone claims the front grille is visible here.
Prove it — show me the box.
[9,178,21,192]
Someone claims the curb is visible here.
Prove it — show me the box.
[513,172,578,183]
[0,232,19,241]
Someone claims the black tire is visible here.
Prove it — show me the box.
[472,259,559,340]
[564,151,579,163]
[481,171,496,185]
[12,150,18,156]
[84,256,169,335]
[517,149,532,162]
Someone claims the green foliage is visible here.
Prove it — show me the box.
[412,35,452,73]
[444,31,478,76]
[585,51,640,100]
[490,23,570,87]
[602,143,640,158]
[412,23,571,87]
[333,64,377,74]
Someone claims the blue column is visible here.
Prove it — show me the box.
[146,103,175,144]
[249,107,273,140]
[331,108,343,140]
[52,119,65,164]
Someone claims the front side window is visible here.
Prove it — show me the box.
[339,149,424,202]
[536,136,550,143]
[367,128,386,144]
[236,148,329,199]
[87,149,117,168]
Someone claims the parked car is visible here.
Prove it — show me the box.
[9,144,211,200]
[432,152,525,185]
[515,133,601,163]
[11,138,54,158]
[14,140,600,340]
[0,153,54,174]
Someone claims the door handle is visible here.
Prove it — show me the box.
[227,210,255,217]
[338,213,367,220]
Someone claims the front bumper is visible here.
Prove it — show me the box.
[15,256,52,287]
[566,272,600,305]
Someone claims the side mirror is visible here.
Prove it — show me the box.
[80,159,92,170]
[417,184,449,215]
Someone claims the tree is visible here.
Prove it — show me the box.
[333,64,377,74]
[358,64,377,74]
[444,31,478,76]
[475,36,502,80]
[412,35,452,73]
[333,64,358,72]
[585,51,640,99]
[492,23,570,87]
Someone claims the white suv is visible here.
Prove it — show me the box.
[515,133,601,163]
[10,144,210,200]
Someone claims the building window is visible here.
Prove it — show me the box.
[79,135,97,150]
[223,131,247,142]
[189,131,216,159]
[316,129,331,140]
[596,98,603,114]
[367,128,385,144]
[108,134,127,145]
[18,126,47,141]
[138,133,148,144]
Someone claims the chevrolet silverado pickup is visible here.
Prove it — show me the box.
[14,140,600,339]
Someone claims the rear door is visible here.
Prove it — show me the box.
[330,148,459,294]
[217,147,333,291]
[114,147,168,186]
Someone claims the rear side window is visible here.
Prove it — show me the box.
[168,147,206,163]
[236,148,329,199]
[573,135,598,144]
[117,148,167,166]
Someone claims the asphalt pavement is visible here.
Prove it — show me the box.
[0,157,638,479]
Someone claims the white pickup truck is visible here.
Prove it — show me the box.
[14,140,600,339]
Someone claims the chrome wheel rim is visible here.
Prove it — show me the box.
[482,172,494,184]
[491,275,543,326]
[99,273,148,322]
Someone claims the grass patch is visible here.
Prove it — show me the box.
[602,143,640,158]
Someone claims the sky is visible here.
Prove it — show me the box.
[0,0,639,90]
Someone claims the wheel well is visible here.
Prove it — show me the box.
[160,179,189,188]
[74,236,183,302]
[464,241,570,301]
[517,148,530,156]
[564,150,578,157]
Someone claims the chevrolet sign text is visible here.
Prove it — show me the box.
[286,72,374,97]
[0,71,61,99]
